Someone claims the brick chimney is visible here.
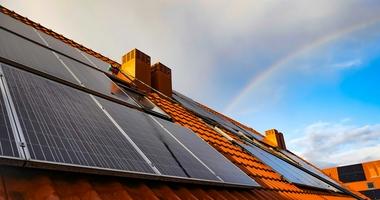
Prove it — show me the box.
[264,129,286,150]
[151,62,172,97]
[118,49,151,92]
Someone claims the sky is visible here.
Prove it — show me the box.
[2,0,380,168]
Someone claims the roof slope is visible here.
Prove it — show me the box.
[0,5,367,200]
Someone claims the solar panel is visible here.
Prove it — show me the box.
[120,87,170,117]
[173,91,263,140]
[58,55,139,107]
[96,97,219,180]
[338,164,366,183]
[0,28,77,84]
[0,13,44,44]
[80,52,112,73]
[0,73,20,159]
[240,143,339,191]
[281,150,343,186]
[38,32,94,66]
[154,117,260,187]
[1,64,155,173]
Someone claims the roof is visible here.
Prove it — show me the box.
[0,5,368,200]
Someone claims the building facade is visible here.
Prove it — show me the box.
[324,160,380,199]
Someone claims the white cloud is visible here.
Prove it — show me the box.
[332,59,362,69]
[2,0,380,103]
[288,121,380,168]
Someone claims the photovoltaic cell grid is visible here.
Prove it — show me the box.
[96,97,220,181]
[0,27,139,109]
[173,91,263,140]
[1,12,111,73]
[281,150,342,187]
[2,64,154,173]
[155,117,259,186]
[0,77,20,158]
[0,13,44,44]
[0,28,78,84]
[58,55,139,107]
[241,143,339,191]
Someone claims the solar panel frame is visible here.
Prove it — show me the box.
[0,13,44,44]
[1,64,156,174]
[172,91,263,140]
[38,31,94,66]
[281,150,343,186]
[0,73,21,159]
[96,97,220,180]
[240,142,339,191]
[57,54,140,107]
[154,117,260,187]
[0,28,78,84]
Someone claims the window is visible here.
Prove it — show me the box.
[337,164,366,183]
[367,182,375,189]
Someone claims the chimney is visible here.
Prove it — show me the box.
[117,49,151,92]
[264,129,286,149]
[151,62,172,97]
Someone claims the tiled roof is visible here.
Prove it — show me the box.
[0,5,368,200]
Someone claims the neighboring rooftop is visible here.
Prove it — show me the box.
[0,5,368,200]
[323,160,380,200]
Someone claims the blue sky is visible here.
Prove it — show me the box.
[2,0,380,168]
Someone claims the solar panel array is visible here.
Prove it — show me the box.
[241,143,339,191]
[0,14,260,187]
[281,150,343,187]
[173,91,263,140]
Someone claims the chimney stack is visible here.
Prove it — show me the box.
[264,129,286,150]
[117,49,173,96]
[118,49,151,92]
[151,62,172,97]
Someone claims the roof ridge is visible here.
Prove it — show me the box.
[0,5,121,68]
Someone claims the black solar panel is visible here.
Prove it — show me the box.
[241,143,339,191]
[173,91,263,140]
[0,73,20,158]
[155,117,260,187]
[281,150,342,187]
[338,164,366,183]
[38,32,94,66]
[96,97,219,180]
[58,55,139,107]
[0,28,77,84]
[80,52,111,73]
[0,13,44,44]
[2,64,154,173]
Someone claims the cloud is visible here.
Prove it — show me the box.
[2,0,380,105]
[332,59,362,69]
[288,121,380,168]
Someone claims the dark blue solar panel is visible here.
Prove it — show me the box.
[0,66,20,158]
[96,97,220,180]
[155,117,260,187]
[2,64,154,173]
[0,28,77,83]
[281,150,342,186]
[38,32,94,66]
[173,91,263,140]
[81,52,111,73]
[0,13,44,44]
[58,55,139,107]
[241,143,339,191]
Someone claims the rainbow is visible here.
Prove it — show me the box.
[224,16,380,114]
